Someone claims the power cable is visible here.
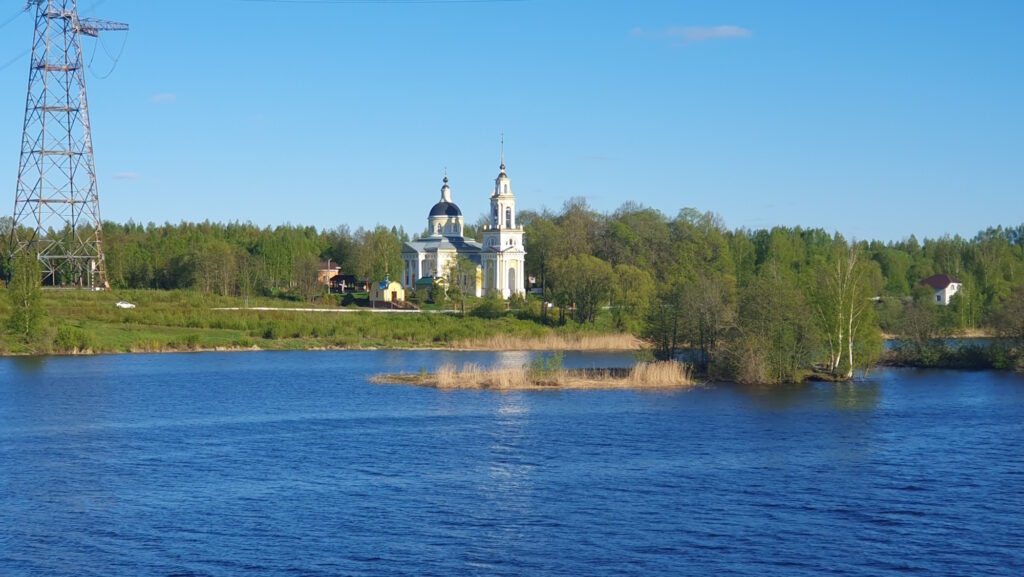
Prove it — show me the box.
[0,6,28,33]
[89,27,129,79]
[232,0,526,4]
[0,47,31,73]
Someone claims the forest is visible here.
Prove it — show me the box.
[2,203,1024,380]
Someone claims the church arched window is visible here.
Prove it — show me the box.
[505,207,512,228]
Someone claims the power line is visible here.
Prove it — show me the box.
[0,6,27,32]
[90,27,129,80]
[0,47,30,73]
[232,0,527,4]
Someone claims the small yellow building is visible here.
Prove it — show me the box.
[370,279,405,305]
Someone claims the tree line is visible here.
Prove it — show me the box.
[3,205,1023,379]
[80,220,406,300]
[518,199,1024,382]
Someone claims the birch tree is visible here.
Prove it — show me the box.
[811,240,883,379]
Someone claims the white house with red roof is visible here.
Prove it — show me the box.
[920,274,962,305]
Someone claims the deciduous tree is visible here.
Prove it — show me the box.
[7,251,45,345]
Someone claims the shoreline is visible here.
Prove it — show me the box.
[0,337,643,358]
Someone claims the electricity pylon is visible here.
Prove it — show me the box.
[9,1,127,288]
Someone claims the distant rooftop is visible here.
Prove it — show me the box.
[919,274,961,290]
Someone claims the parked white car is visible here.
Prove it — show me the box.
[115,301,136,309]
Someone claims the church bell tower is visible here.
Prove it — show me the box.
[481,140,526,298]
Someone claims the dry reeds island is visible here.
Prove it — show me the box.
[371,360,695,391]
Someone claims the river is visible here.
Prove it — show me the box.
[1,351,1022,576]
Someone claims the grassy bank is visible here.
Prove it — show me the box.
[0,289,633,356]
[372,360,694,391]
[452,333,643,352]
[882,340,1024,372]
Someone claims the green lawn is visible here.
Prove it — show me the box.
[0,289,622,355]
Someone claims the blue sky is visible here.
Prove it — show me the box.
[0,0,1021,241]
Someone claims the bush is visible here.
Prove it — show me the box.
[472,294,507,319]
[234,337,255,348]
[54,325,94,353]
[429,283,447,305]
[527,351,564,378]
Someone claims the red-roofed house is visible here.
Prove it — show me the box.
[919,274,962,305]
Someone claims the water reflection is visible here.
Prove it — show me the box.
[733,380,881,412]
[491,351,533,370]
[10,356,48,375]
[736,382,816,410]
[486,392,532,492]
[831,382,881,411]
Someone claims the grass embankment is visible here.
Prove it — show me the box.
[453,333,643,351]
[372,361,694,391]
[0,289,633,356]
[883,340,1024,372]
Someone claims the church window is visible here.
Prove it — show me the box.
[505,207,512,228]
[436,224,441,234]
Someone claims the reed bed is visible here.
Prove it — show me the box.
[453,333,643,352]
[373,361,694,391]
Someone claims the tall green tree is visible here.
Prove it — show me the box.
[293,253,323,302]
[679,272,736,372]
[355,226,403,282]
[994,285,1024,343]
[643,282,686,361]
[727,267,821,384]
[7,251,45,345]
[610,264,655,333]
[522,211,563,320]
[550,255,614,324]
[446,255,479,314]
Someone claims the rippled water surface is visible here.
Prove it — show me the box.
[2,351,1023,576]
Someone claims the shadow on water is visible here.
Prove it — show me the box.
[732,380,881,411]
[734,381,816,410]
[11,356,48,374]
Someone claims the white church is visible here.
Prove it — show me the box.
[400,155,526,299]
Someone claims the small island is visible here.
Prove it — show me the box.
[371,358,694,391]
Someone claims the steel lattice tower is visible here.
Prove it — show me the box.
[10,1,126,288]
